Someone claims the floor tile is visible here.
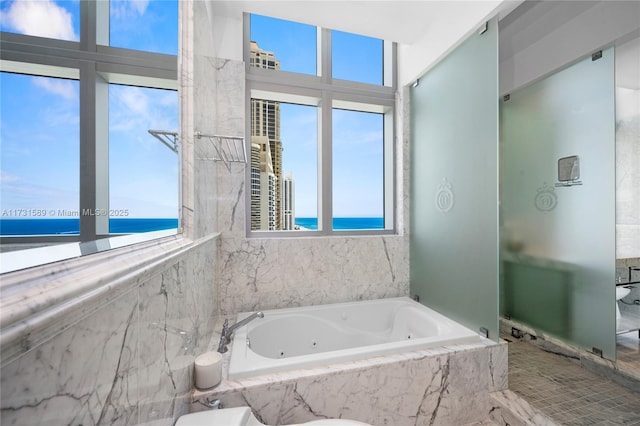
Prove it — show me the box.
[508,340,640,425]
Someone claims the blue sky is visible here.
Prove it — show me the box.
[0,0,178,221]
[250,14,384,218]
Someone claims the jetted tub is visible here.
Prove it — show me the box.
[228,297,482,379]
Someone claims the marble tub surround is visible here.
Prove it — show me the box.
[0,236,219,426]
[191,337,508,426]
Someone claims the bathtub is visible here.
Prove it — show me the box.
[227,297,482,379]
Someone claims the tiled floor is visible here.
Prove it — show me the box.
[508,339,640,425]
[617,331,640,379]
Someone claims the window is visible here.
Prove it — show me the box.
[109,0,178,55]
[250,98,318,231]
[246,14,395,235]
[332,108,384,229]
[332,30,383,85]
[109,85,179,233]
[0,72,80,235]
[249,14,316,75]
[0,0,178,271]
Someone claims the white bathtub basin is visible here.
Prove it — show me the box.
[228,297,482,379]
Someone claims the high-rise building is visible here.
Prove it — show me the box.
[250,41,283,230]
[251,139,278,230]
[283,173,295,230]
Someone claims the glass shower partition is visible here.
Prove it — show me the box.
[500,48,616,359]
[410,19,499,340]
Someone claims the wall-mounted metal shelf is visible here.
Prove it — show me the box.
[195,131,246,171]
[148,130,180,153]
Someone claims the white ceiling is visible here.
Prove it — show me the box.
[215,1,520,45]
[215,0,522,84]
[213,1,638,88]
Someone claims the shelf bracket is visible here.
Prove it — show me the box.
[148,130,180,154]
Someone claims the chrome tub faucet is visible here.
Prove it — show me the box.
[217,311,264,353]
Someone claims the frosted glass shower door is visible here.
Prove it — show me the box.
[410,19,499,340]
[501,48,616,359]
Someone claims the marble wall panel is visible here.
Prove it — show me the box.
[0,288,140,426]
[136,238,218,423]
[218,235,409,315]
[0,237,218,426]
[193,56,245,238]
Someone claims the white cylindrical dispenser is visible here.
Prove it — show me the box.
[194,351,223,390]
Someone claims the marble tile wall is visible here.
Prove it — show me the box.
[192,341,508,426]
[0,237,218,426]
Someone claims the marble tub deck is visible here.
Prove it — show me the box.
[189,319,509,426]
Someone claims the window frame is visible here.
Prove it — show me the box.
[0,1,178,273]
[244,14,397,237]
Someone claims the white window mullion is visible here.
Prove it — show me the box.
[95,75,110,235]
[79,61,97,242]
[384,109,395,230]
[320,28,332,233]
[96,0,110,47]
[319,91,332,234]
[94,1,109,235]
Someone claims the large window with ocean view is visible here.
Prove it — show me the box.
[246,14,395,235]
[0,72,80,236]
[0,0,178,271]
[332,108,384,230]
[109,84,179,234]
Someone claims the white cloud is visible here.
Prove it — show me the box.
[110,85,178,148]
[32,76,77,100]
[119,86,150,116]
[131,0,150,15]
[0,0,78,41]
[0,171,20,183]
[110,0,150,19]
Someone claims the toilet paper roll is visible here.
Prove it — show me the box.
[194,351,223,390]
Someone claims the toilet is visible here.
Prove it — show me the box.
[175,407,372,426]
[616,287,631,323]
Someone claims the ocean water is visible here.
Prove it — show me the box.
[0,217,382,235]
[295,217,383,230]
[0,218,179,235]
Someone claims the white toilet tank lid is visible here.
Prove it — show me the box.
[175,407,252,426]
